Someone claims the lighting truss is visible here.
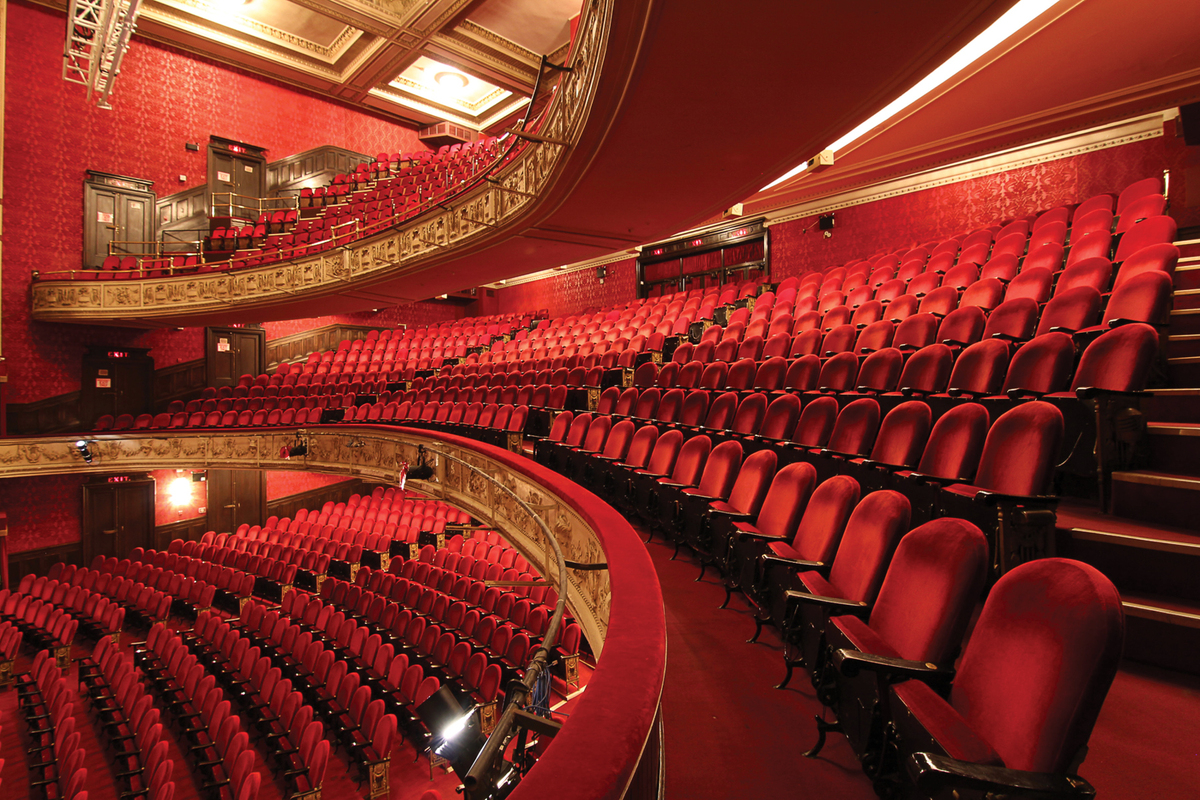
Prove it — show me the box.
[62,0,143,109]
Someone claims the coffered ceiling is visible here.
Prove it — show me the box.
[49,0,582,131]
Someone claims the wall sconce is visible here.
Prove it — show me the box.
[168,474,193,507]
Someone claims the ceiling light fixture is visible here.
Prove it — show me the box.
[434,71,469,92]
[761,0,1061,190]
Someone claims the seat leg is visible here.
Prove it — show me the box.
[719,585,733,610]
[695,561,707,582]
[669,540,682,561]
[747,614,765,644]
[776,660,795,690]
[801,714,840,758]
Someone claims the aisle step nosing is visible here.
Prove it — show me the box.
[1069,527,1200,555]
[1146,423,1200,436]
[1111,471,1200,489]
[1123,602,1200,629]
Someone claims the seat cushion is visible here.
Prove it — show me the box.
[890,679,1004,766]
[797,570,838,598]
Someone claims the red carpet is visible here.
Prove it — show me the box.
[641,522,1200,799]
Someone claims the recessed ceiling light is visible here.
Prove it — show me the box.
[435,71,469,92]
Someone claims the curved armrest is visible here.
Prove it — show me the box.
[761,554,828,573]
[735,530,787,543]
[907,752,1096,799]
[784,590,870,618]
[708,508,753,522]
[941,338,971,348]
[1073,386,1145,401]
[682,491,723,503]
[832,649,955,684]
[1006,388,1045,399]
[990,332,1024,343]
[656,479,692,489]
[907,472,959,486]
[945,387,984,398]
[819,448,859,460]
[859,459,902,472]
[972,491,1059,508]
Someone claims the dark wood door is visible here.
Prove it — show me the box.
[83,173,156,268]
[83,477,155,563]
[81,347,155,425]
[206,327,266,389]
[209,144,266,223]
[206,470,265,533]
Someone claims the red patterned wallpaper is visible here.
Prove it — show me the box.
[265,470,352,502]
[496,257,637,319]
[769,133,1194,280]
[261,301,465,340]
[0,474,86,554]
[3,2,430,403]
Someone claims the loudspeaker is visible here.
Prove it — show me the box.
[818,213,836,231]
[1179,102,1200,146]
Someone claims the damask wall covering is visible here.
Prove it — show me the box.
[0,474,87,554]
[495,132,1189,319]
[3,2,432,404]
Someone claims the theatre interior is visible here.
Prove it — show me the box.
[1,0,1199,798]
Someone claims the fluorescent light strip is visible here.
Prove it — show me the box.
[761,0,1062,191]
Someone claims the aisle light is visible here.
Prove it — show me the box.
[761,0,1062,190]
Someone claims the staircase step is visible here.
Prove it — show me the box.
[1175,264,1200,291]
[1166,333,1200,358]
[1169,307,1200,337]
[1146,423,1200,476]
[1144,387,1200,422]
[1174,288,1200,311]
[1166,355,1200,384]
[1118,592,1200,674]
[1110,470,1200,530]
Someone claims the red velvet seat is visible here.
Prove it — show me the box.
[683,448,778,571]
[890,559,1123,799]
[789,396,838,450]
[657,439,743,551]
[734,474,862,636]
[776,490,911,689]
[803,517,988,764]
[997,332,1075,398]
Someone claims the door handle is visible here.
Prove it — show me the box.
[223,503,236,509]
[101,528,117,535]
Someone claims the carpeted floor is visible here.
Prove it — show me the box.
[641,522,1200,800]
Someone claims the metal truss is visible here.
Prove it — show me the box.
[62,0,143,109]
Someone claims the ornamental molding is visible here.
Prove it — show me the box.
[32,0,612,323]
[2,427,611,651]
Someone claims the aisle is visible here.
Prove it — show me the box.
[641,529,877,800]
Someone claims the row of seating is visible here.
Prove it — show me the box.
[79,636,179,800]
[18,649,90,800]
[4,576,126,643]
[188,608,395,797]
[134,623,281,800]
[37,565,174,628]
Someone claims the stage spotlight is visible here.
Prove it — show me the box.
[288,443,308,457]
[407,445,435,481]
[75,440,94,464]
[417,685,487,778]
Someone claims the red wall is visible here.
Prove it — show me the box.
[261,301,464,341]
[2,2,433,403]
[0,474,86,554]
[265,470,351,502]
[769,132,1193,280]
[497,257,637,319]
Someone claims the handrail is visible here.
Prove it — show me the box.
[36,60,567,283]
[0,423,666,800]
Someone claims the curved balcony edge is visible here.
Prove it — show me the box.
[30,0,620,326]
[0,424,667,800]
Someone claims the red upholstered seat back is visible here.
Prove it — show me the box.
[791,395,838,448]
[623,424,659,468]
[695,440,743,498]
[950,559,1124,774]
[1000,333,1074,395]
[856,348,902,393]
[982,297,1038,341]
[645,429,683,475]
[788,474,860,561]
[668,435,712,485]
[759,394,801,440]
[826,398,880,457]
[971,401,1064,496]
[1070,323,1158,393]
[826,490,910,604]
[724,449,777,516]
[752,462,817,539]
[947,339,1009,396]
[1035,286,1101,337]
[703,392,738,430]
[1104,271,1173,328]
[730,393,767,435]
[868,401,931,468]
[868,518,988,664]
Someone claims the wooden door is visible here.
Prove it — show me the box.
[209,141,267,223]
[83,172,156,268]
[83,477,155,563]
[81,346,154,425]
[206,470,265,534]
[207,327,266,389]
